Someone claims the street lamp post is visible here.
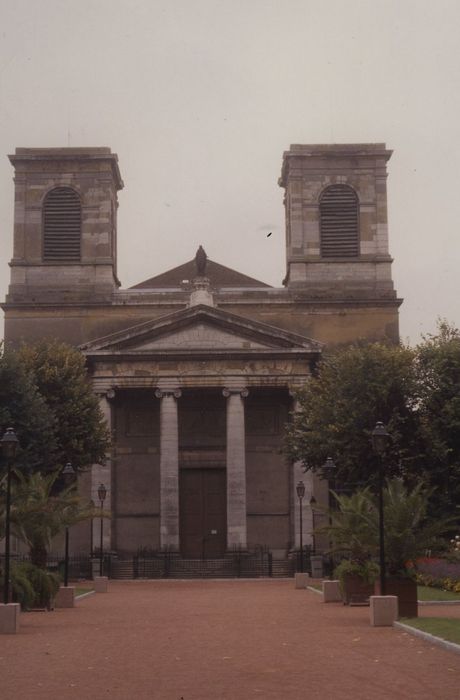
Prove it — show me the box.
[1,428,19,605]
[61,462,75,587]
[296,481,306,572]
[89,499,95,558]
[321,457,336,577]
[371,421,390,596]
[309,496,317,554]
[97,483,107,576]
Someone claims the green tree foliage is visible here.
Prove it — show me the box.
[16,340,110,472]
[285,342,419,489]
[415,321,460,514]
[0,345,57,473]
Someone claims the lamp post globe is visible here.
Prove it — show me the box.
[1,428,19,605]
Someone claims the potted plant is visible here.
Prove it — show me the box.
[374,478,455,617]
[324,489,379,604]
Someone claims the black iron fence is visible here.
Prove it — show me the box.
[4,553,96,580]
[3,548,334,580]
[110,547,296,579]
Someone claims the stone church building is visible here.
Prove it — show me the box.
[2,144,401,562]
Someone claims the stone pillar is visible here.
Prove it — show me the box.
[92,389,114,553]
[155,388,182,551]
[290,395,314,549]
[223,387,248,550]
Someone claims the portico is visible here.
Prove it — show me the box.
[82,304,321,557]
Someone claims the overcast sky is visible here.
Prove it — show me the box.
[1,0,459,345]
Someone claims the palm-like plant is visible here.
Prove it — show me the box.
[9,470,99,568]
[326,488,377,564]
[382,478,454,575]
[323,478,456,578]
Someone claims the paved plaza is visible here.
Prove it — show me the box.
[1,580,459,699]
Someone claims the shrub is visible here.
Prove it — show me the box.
[14,562,60,609]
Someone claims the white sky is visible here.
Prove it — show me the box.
[0,0,459,345]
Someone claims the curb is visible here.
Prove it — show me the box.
[76,590,95,601]
[306,586,323,595]
[418,600,460,606]
[394,620,460,656]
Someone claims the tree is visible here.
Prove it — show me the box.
[9,469,97,568]
[415,321,460,516]
[284,342,420,489]
[16,340,110,472]
[0,345,57,474]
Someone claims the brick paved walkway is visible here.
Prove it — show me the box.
[1,580,459,699]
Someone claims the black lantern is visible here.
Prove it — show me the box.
[322,456,336,481]
[1,428,19,605]
[98,483,107,504]
[371,421,390,595]
[61,462,75,587]
[372,422,390,455]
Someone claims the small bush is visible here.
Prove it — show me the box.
[334,559,379,591]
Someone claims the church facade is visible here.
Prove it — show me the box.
[2,144,401,560]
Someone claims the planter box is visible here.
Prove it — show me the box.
[374,577,418,618]
[342,574,374,605]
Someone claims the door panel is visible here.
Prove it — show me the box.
[180,469,226,558]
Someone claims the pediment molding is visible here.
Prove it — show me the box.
[81,305,322,357]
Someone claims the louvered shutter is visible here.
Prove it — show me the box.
[320,185,359,257]
[43,188,81,261]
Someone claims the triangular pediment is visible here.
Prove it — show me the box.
[81,305,322,356]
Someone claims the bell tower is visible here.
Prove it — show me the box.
[6,147,123,305]
[279,144,396,300]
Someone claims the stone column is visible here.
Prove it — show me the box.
[223,387,249,550]
[92,389,115,553]
[155,388,182,551]
[290,395,314,549]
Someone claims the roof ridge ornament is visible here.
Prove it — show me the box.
[195,245,207,276]
[189,245,213,307]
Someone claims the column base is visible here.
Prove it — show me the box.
[0,603,20,634]
[55,586,75,608]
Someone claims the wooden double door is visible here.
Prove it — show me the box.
[180,468,227,558]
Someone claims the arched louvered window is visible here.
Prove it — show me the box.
[43,187,81,261]
[319,185,359,258]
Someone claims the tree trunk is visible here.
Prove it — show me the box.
[30,543,48,569]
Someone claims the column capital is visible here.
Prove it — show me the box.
[96,388,116,401]
[223,387,249,398]
[155,388,182,399]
